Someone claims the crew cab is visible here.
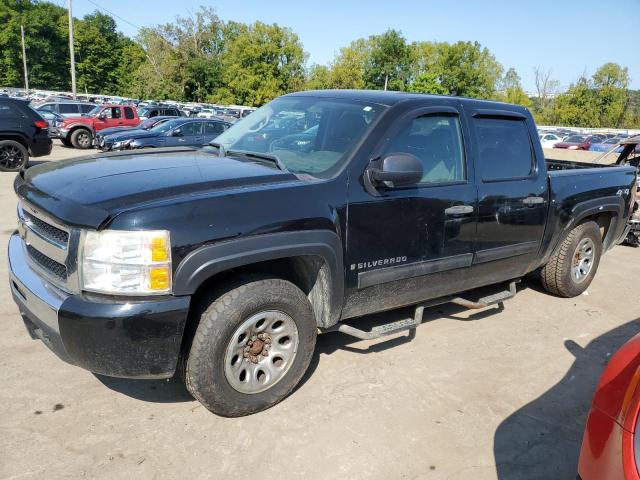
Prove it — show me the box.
[8,90,637,417]
[58,104,139,149]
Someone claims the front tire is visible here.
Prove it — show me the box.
[540,221,602,297]
[60,138,72,148]
[70,129,93,149]
[183,278,317,417]
[0,140,28,172]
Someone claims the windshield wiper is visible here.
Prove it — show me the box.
[227,149,286,171]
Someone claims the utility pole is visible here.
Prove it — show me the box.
[67,0,76,99]
[20,25,29,93]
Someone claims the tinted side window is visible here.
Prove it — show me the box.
[111,107,121,119]
[0,103,22,118]
[383,114,466,185]
[38,104,55,113]
[181,122,201,135]
[149,109,159,118]
[124,107,135,119]
[205,121,226,135]
[80,104,94,113]
[475,117,534,181]
[58,103,78,114]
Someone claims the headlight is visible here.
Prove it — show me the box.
[112,139,132,149]
[80,230,172,295]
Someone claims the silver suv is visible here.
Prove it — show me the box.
[35,101,96,118]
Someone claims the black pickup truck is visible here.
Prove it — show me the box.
[8,90,637,416]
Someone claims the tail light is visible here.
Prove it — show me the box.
[34,120,48,129]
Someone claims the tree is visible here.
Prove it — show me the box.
[592,63,629,128]
[549,76,600,127]
[496,68,532,107]
[305,64,331,90]
[365,29,411,91]
[217,21,306,106]
[327,38,369,89]
[436,41,502,98]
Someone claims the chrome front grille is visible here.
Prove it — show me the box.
[22,209,69,247]
[17,202,79,293]
[26,245,67,280]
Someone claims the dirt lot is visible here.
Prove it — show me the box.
[1,142,639,479]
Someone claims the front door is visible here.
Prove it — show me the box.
[343,104,478,319]
[466,107,549,280]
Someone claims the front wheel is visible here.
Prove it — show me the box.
[70,129,93,149]
[540,221,602,297]
[0,140,28,172]
[183,278,317,417]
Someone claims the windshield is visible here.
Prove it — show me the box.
[87,106,101,116]
[149,118,183,133]
[213,96,385,177]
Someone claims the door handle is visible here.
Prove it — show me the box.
[444,205,474,215]
[522,196,545,206]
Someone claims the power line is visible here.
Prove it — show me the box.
[84,0,142,31]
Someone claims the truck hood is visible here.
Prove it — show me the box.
[15,147,299,229]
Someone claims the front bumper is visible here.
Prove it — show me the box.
[8,234,191,379]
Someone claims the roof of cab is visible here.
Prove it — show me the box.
[286,89,528,112]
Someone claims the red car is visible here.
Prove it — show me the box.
[554,135,602,150]
[578,333,640,479]
[58,104,139,149]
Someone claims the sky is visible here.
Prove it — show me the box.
[70,0,640,92]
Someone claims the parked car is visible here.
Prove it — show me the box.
[589,138,620,152]
[577,332,640,479]
[58,104,140,149]
[137,106,183,120]
[35,101,96,118]
[9,90,636,417]
[554,135,601,150]
[95,116,174,151]
[106,118,230,150]
[0,98,51,171]
[196,108,216,119]
[38,111,64,139]
[539,133,562,148]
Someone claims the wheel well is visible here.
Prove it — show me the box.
[578,212,613,243]
[69,126,92,136]
[0,135,28,150]
[183,255,333,344]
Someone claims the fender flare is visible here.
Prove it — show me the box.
[173,230,344,325]
[559,195,626,252]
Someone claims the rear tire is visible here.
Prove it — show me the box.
[0,140,28,172]
[183,277,317,417]
[70,129,93,149]
[540,221,602,297]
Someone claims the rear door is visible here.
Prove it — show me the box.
[203,121,227,144]
[467,107,548,278]
[123,106,137,126]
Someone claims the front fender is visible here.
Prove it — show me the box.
[172,230,344,325]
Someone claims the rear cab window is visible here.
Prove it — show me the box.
[474,117,535,181]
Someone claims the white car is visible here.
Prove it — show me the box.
[539,133,562,148]
[197,109,215,118]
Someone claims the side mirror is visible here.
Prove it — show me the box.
[98,111,107,120]
[172,128,183,137]
[366,153,423,191]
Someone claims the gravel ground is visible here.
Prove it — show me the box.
[0,142,638,480]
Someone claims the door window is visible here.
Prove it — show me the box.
[58,103,79,114]
[475,117,534,181]
[38,104,55,113]
[179,122,201,135]
[124,107,135,119]
[382,114,466,185]
[205,121,226,135]
[0,103,22,117]
[80,104,94,113]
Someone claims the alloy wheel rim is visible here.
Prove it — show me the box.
[0,145,24,169]
[78,132,90,147]
[571,237,595,283]
[223,310,299,394]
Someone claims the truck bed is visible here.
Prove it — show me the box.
[545,158,610,171]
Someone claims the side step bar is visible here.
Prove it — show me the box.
[324,280,518,341]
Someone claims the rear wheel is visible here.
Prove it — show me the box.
[183,277,317,417]
[0,140,28,172]
[70,129,92,149]
[540,221,602,297]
